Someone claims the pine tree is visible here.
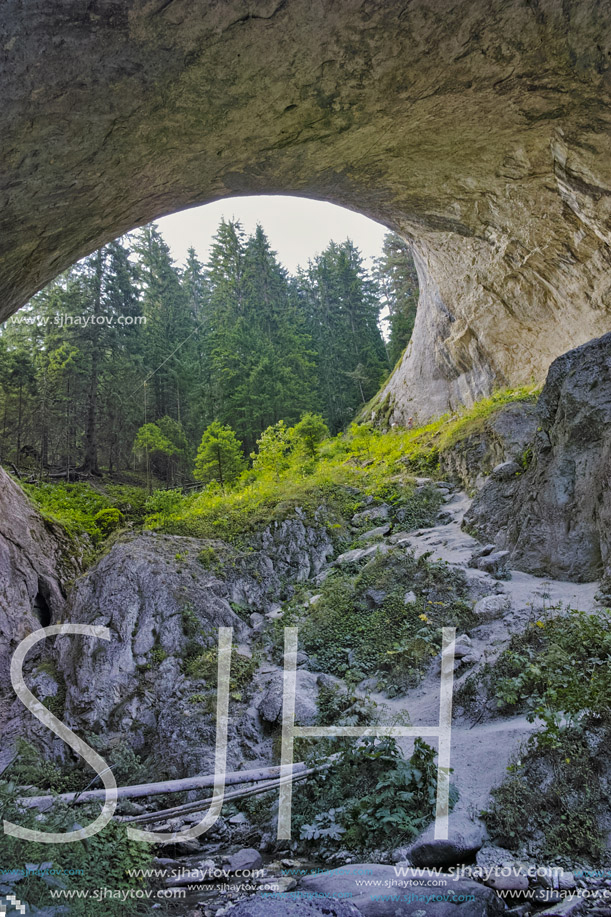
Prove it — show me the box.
[297,240,389,432]
[374,233,419,368]
[194,421,245,490]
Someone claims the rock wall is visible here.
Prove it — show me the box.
[465,332,611,588]
[56,522,333,775]
[0,466,79,771]
[1,2,611,419]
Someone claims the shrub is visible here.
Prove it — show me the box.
[293,737,442,855]
[93,507,125,535]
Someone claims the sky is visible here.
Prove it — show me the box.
[156,195,388,274]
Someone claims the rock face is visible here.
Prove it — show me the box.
[465,332,611,585]
[56,521,332,774]
[1,3,611,420]
[440,403,538,492]
[0,467,79,771]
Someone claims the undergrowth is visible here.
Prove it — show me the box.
[283,550,474,694]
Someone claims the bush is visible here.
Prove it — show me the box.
[293,737,442,855]
[297,552,474,692]
[0,779,153,915]
[93,507,125,535]
[482,725,610,863]
[475,608,611,744]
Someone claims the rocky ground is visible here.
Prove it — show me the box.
[9,477,605,917]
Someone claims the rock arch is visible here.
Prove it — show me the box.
[1,0,611,420]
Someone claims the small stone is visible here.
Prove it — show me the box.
[359,523,391,541]
[365,588,386,607]
[404,590,417,604]
[351,504,390,525]
[229,813,249,825]
[335,542,390,565]
[476,550,511,577]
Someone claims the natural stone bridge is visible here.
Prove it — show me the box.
[1,0,610,420]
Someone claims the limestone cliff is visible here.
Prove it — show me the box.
[1,2,611,420]
[0,466,79,771]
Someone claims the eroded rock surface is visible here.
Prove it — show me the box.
[1,3,611,419]
[56,522,333,774]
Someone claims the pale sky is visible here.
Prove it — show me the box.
[156,195,388,274]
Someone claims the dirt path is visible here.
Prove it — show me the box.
[363,487,602,821]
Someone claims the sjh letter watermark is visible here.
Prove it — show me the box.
[5,624,456,845]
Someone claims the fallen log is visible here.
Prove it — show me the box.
[116,766,322,828]
[18,761,320,810]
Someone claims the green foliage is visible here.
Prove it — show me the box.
[197,545,219,570]
[144,488,185,517]
[146,416,448,543]
[184,645,256,700]
[194,420,245,490]
[93,507,125,535]
[483,726,610,863]
[291,412,330,458]
[251,420,292,480]
[478,609,611,744]
[0,778,153,915]
[373,232,419,368]
[133,422,177,459]
[294,738,441,855]
[298,551,473,692]
[23,482,114,541]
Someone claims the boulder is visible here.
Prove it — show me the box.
[473,595,511,620]
[335,543,391,566]
[358,524,391,542]
[440,403,538,492]
[409,816,486,867]
[257,669,320,726]
[299,864,505,915]
[491,461,522,480]
[464,332,611,585]
[473,551,510,578]
[227,896,362,917]
[352,505,390,525]
[227,848,263,872]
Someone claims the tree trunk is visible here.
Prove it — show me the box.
[82,248,103,475]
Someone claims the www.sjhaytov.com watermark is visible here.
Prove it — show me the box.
[8,314,146,328]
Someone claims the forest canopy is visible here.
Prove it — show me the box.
[0,220,417,483]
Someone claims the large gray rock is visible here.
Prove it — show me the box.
[56,519,332,773]
[408,816,486,867]
[465,332,611,585]
[440,403,538,492]
[257,669,320,726]
[227,848,263,872]
[299,865,505,916]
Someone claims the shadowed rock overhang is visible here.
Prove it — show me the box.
[1,0,611,420]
